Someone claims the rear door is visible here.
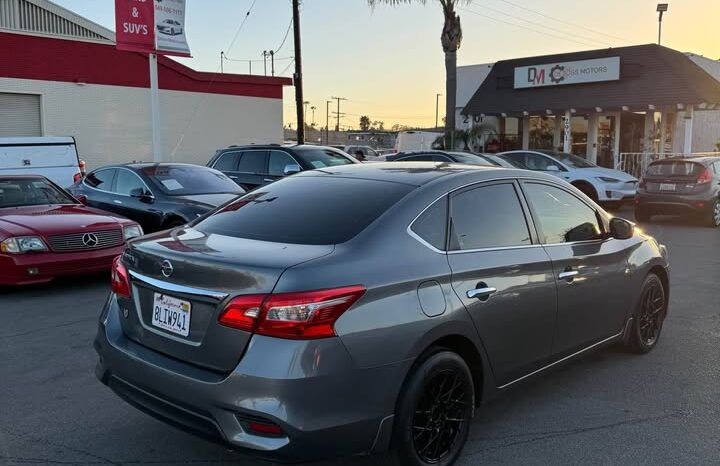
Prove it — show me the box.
[233,150,269,190]
[81,168,118,213]
[521,181,632,356]
[447,180,558,386]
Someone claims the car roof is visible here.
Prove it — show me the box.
[293,161,512,186]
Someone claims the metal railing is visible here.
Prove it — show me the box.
[615,152,719,178]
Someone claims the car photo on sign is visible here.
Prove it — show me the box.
[157,19,183,36]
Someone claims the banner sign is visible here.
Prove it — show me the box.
[115,0,155,54]
[154,0,191,57]
[514,57,620,89]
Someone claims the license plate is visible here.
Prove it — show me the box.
[152,293,191,337]
[659,183,676,191]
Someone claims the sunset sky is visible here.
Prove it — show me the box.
[54,0,720,129]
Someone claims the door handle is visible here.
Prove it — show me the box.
[113,200,123,205]
[467,287,497,299]
[229,175,239,179]
[263,178,274,182]
[558,270,579,280]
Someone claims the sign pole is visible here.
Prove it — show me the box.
[149,53,162,162]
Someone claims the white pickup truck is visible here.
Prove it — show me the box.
[0,137,84,188]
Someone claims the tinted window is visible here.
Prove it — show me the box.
[447,153,494,166]
[238,151,268,174]
[213,152,240,172]
[522,153,565,171]
[399,154,435,162]
[268,151,297,177]
[85,169,115,190]
[449,183,531,251]
[142,165,244,196]
[646,161,705,177]
[0,178,74,207]
[411,197,448,250]
[115,169,148,195]
[194,176,413,245]
[525,183,602,244]
[538,151,595,168]
[294,148,355,168]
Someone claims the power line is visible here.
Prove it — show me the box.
[485,0,635,44]
[274,17,293,53]
[226,0,259,55]
[458,7,600,48]
[468,1,616,47]
[279,58,295,75]
[223,54,293,63]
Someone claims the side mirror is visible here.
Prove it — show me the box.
[283,164,301,176]
[130,188,154,203]
[609,217,634,240]
[545,165,560,172]
[76,194,88,205]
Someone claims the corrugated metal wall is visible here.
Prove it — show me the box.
[0,0,108,41]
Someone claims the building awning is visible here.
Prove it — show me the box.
[462,44,720,117]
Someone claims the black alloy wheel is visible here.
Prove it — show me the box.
[626,273,666,353]
[394,350,474,466]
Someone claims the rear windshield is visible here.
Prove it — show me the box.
[142,165,243,196]
[293,148,356,169]
[647,161,705,177]
[193,176,414,245]
[448,153,494,166]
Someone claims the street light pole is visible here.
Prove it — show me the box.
[657,3,668,45]
[435,93,443,129]
[326,100,332,145]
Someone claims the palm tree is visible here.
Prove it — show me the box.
[368,0,467,146]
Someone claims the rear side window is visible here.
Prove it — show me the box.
[449,183,531,251]
[294,148,355,168]
[213,151,240,172]
[238,151,268,174]
[647,161,704,177]
[195,176,414,245]
[411,197,448,250]
[85,168,115,190]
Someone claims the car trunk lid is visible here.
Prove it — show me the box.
[117,226,334,373]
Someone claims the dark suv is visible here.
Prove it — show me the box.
[207,144,358,191]
[635,156,720,227]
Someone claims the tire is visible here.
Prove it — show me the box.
[635,207,652,223]
[392,349,475,466]
[574,183,598,203]
[624,273,667,354]
[702,198,720,228]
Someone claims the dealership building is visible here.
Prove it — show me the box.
[458,44,720,173]
[0,0,291,169]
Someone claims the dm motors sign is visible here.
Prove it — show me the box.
[514,57,620,89]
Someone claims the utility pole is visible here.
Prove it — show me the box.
[310,106,316,126]
[326,100,332,145]
[656,3,668,45]
[270,50,275,76]
[293,0,305,144]
[304,101,310,122]
[248,60,252,75]
[220,51,224,73]
[435,93,443,129]
[262,51,268,76]
[331,96,348,132]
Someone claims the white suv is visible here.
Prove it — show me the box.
[498,150,638,204]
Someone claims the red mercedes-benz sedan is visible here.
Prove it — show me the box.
[0,176,143,286]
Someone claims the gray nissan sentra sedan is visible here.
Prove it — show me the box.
[95,162,670,466]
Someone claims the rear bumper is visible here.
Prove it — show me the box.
[94,295,408,462]
[0,245,123,285]
[636,192,714,215]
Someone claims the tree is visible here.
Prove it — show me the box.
[359,115,371,131]
[371,120,385,131]
[368,0,466,145]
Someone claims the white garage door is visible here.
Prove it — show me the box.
[0,93,42,137]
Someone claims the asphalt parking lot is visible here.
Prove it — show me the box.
[1,208,719,466]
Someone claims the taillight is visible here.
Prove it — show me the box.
[79,160,87,174]
[73,172,82,183]
[219,285,366,339]
[247,421,284,436]
[111,256,131,298]
[697,168,712,185]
